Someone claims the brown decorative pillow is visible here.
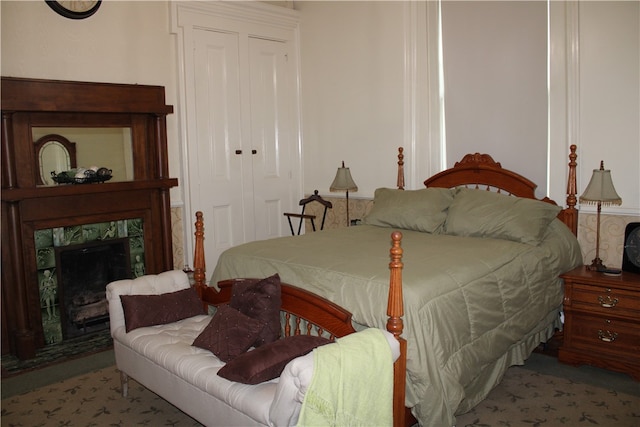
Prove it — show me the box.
[120,287,206,332]
[217,335,331,384]
[192,304,265,362]
[229,274,282,347]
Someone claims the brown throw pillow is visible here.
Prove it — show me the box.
[217,335,331,384]
[120,287,206,332]
[229,274,282,347]
[192,304,265,363]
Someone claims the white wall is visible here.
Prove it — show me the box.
[298,1,639,218]
[2,0,638,262]
[0,0,184,204]
[441,1,548,195]
[297,1,407,198]
[578,1,639,217]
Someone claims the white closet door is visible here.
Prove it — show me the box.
[189,29,295,269]
[248,36,293,241]
[173,2,302,272]
[191,28,248,267]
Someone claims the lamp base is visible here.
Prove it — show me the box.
[587,258,606,272]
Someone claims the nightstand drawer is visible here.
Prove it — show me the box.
[565,312,640,355]
[569,283,640,318]
[560,267,640,378]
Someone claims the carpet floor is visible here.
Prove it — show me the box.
[1,352,638,427]
[1,329,113,379]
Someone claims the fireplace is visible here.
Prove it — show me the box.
[2,77,178,360]
[35,219,144,344]
[56,238,131,339]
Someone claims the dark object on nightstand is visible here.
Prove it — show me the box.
[284,190,332,235]
[622,222,640,274]
[559,266,640,381]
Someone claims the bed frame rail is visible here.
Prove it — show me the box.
[211,278,358,340]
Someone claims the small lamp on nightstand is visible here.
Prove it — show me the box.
[330,161,358,227]
[579,161,622,271]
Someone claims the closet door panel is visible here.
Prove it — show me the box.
[248,37,293,240]
[191,29,247,265]
[175,2,302,271]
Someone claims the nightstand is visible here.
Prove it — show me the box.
[559,266,640,380]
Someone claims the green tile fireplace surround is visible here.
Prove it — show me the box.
[34,218,145,345]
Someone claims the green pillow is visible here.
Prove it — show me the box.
[362,187,454,233]
[445,188,561,245]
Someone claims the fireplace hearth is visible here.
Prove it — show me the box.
[36,220,144,345]
[57,238,131,339]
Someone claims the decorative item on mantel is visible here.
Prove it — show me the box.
[52,166,112,184]
[330,161,358,227]
[579,160,622,273]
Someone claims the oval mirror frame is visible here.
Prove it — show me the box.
[34,134,77,186]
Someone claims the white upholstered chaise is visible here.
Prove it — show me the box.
[107,266,403,426]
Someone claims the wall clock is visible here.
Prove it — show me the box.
[622,222,640,274]
[46,1,101,20]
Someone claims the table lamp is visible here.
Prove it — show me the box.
[330,161,358,227]
[579,161,622,271]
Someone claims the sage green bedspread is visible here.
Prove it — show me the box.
[211,220,582,426]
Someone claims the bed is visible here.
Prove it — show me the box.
[201,145,582,426]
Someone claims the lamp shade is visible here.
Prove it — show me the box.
[330,161,358,192]
[579,161,622,206]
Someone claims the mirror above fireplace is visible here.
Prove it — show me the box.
[33,127,133,186]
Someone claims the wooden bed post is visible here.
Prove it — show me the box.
[565,144,578,236]
[397,147,405,190]
[387,231,410,427]
[193,211,206,296]
[387,231,404,340]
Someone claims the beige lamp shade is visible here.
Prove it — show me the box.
[579,161,622,206]
[330,161,358,192]
[330,161,357,227]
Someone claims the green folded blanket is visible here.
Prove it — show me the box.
[297,328,394,427]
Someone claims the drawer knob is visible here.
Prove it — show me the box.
[597,330,618,343]
[598,295,618,308]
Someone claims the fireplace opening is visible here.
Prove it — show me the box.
[55,238,132,339]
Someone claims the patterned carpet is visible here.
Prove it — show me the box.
[1,363,638,427]
[1,329,113,378]
[455,367,640,427]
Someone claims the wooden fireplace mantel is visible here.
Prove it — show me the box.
[1,77,179,359]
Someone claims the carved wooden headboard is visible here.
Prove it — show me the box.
[395,145,578,236]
